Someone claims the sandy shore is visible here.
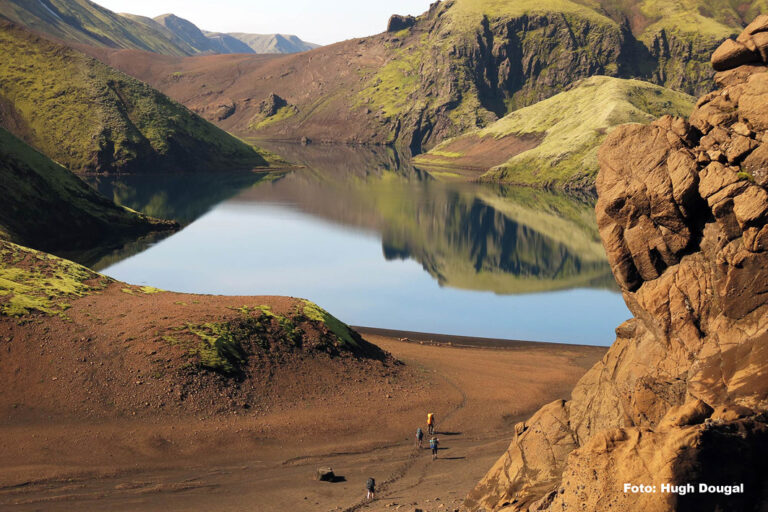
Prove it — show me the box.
[0,331,606,512]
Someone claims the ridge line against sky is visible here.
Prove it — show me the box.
[93,0,435,46]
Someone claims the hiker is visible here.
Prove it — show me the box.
[366,477,376,500]
[416,427,424,448]
[427,412,436,435]
[429,436,439,460]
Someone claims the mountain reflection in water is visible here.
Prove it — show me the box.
[83,144,628,344]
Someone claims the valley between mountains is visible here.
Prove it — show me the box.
[1,0,768,511]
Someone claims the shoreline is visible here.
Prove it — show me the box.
[354,325,607,350]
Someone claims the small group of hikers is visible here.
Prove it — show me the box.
[365,412,442,501]
[415,412,440,460]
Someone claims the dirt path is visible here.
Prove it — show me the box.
[0,333,605,511]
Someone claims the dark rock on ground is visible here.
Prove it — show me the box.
[258,93,288,117]
[316,467,335,482]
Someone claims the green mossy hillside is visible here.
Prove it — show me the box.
[0,127,175,253]
[0,0,195,56]
[162,302,365,376]
[0,240,109,317]
[0,21,277,174]
[348,0,760,153]
[417,76,695,189]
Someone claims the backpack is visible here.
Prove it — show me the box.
[366,477,375,490]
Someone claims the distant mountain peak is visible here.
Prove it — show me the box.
[0,0,319,56]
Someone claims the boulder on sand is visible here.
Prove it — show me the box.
[316,466,335,482]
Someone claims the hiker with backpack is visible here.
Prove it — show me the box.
[416,427,424,448]
[366,477,376,500]
[427,412,436,435]
[429,437,439,460]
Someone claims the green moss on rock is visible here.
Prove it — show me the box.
[0,241,108,317]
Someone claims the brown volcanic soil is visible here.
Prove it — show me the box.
[0,289,400,423]
[414,133,543,173]
[80,36,394,145]
[0,273,605,511]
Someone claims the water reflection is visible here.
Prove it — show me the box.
[82,171,278,270]
[85,171,279,226]
[239,143,617,294]
[90,144,628,344]
[88,144,616,293]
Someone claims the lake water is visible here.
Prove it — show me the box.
[85,144,630,345]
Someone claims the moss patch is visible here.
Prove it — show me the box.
[298,300,358,348]
[0,241,108,317]
[165,301,360,375]
[419,76,695,189]
[249,105,298,130]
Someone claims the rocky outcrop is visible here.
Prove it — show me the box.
[465,21,768,512]
[387,14,416,33]
[258,93,288,117]
[712,15,768,71]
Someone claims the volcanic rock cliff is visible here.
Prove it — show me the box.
[465,16,768,512]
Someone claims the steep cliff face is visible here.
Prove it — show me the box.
[465,17,768,512]
[336,0,742,152]
[645,29,722,96]
[372,5,629,153]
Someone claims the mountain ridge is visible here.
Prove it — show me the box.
[74,0,761,164]
[0,0,319,56]
[0,19,278,174]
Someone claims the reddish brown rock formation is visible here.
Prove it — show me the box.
[712,15,768,71]
[465,20,768,512]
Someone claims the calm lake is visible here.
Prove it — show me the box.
[84,144,630,345]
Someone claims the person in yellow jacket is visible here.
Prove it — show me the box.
[427,412,436,435]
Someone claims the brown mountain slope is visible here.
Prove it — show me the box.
[0,240,399,421]
[465,18,768,512]
[79,0,762,154]
[81,37,395,145]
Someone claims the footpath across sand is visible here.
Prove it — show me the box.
[0,330,606,512]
